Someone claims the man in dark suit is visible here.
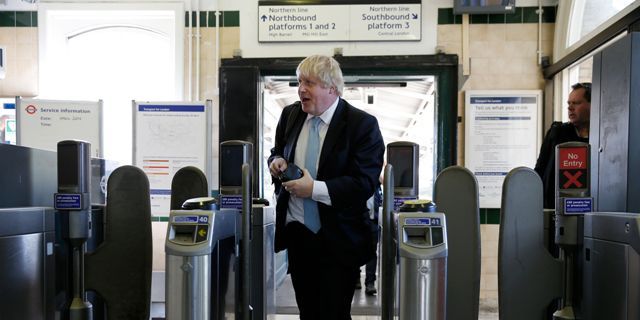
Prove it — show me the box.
[268,55,384,319]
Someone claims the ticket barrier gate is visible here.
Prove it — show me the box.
[397,211,448,320]
[582,212,640,320]
[167,146,276,320]
[0,207,55,319]
[499,167,563,320]
[57,141,153,320]
[165,199,239,320]
[0,141,153,320]
[500,167,640,320]
[380,163,480,320]
[248,204,277,320]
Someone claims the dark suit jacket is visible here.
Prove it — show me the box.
[268,98,385,267]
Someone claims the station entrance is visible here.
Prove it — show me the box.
[219,54,459,200]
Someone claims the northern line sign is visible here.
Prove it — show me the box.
[258,2,422,42]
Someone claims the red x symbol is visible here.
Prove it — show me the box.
[563,170,583,188]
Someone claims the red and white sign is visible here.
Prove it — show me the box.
[559,147,587,169]
[558,146,588,189]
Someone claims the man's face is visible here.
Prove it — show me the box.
[297,75,336,116]
[567,87,590,128]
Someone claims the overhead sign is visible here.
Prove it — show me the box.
[258,3,421,42]
[558,146,588,190]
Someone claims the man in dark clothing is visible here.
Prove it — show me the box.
[268,55,384,319]
[534,82,591,209]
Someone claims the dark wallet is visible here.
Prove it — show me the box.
[279,164,303,182]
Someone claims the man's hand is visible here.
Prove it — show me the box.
[269,157,288,177]
[282,168,314,198]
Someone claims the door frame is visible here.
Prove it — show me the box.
[219,54,458,197]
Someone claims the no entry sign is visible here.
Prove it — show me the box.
[558,146,588,190]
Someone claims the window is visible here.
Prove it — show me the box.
[39,3,184,164]
[567,0,636,47]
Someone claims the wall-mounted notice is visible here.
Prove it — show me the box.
[133,101,212,217]
[258,1,421,42]
[3,118,15,144]
[16,98,103,157]
[465,91,542,208]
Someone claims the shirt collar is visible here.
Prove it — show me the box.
[306,97,339,125]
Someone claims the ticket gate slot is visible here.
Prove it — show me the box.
[168,216,211,245]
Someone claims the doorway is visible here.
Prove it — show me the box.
[219,54,458,199]
[262,75,437,200]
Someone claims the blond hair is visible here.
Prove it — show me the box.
[296,55,344,96]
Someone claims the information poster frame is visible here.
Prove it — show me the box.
[132,100,212,217]
[16,97,104,157]
[464,90,542,208]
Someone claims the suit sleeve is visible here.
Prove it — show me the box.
[325,114,385,209]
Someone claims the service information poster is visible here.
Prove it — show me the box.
[133,102,211,217]
[258,3,421,42]
[465,91,542,208]
[16,98,103,157]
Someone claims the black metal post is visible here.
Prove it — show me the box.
[380,164,395,320]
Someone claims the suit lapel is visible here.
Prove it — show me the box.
[318,99,347,174]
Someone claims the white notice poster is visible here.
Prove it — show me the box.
[464,91,542,208]
[16,98,103,157]
[133,101,212,217]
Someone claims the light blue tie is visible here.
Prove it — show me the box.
[303,117,322,233]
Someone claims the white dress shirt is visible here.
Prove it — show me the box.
[286,97,339,225]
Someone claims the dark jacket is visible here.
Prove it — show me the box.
[268,99,385,267]
[534,121,589,209]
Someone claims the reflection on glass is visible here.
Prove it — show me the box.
[568,0,635,47]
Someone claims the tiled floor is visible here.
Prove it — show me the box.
[275,315,377,320]
[276,274,499,320]
[154,273,499,319]
[276,315,498,320]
